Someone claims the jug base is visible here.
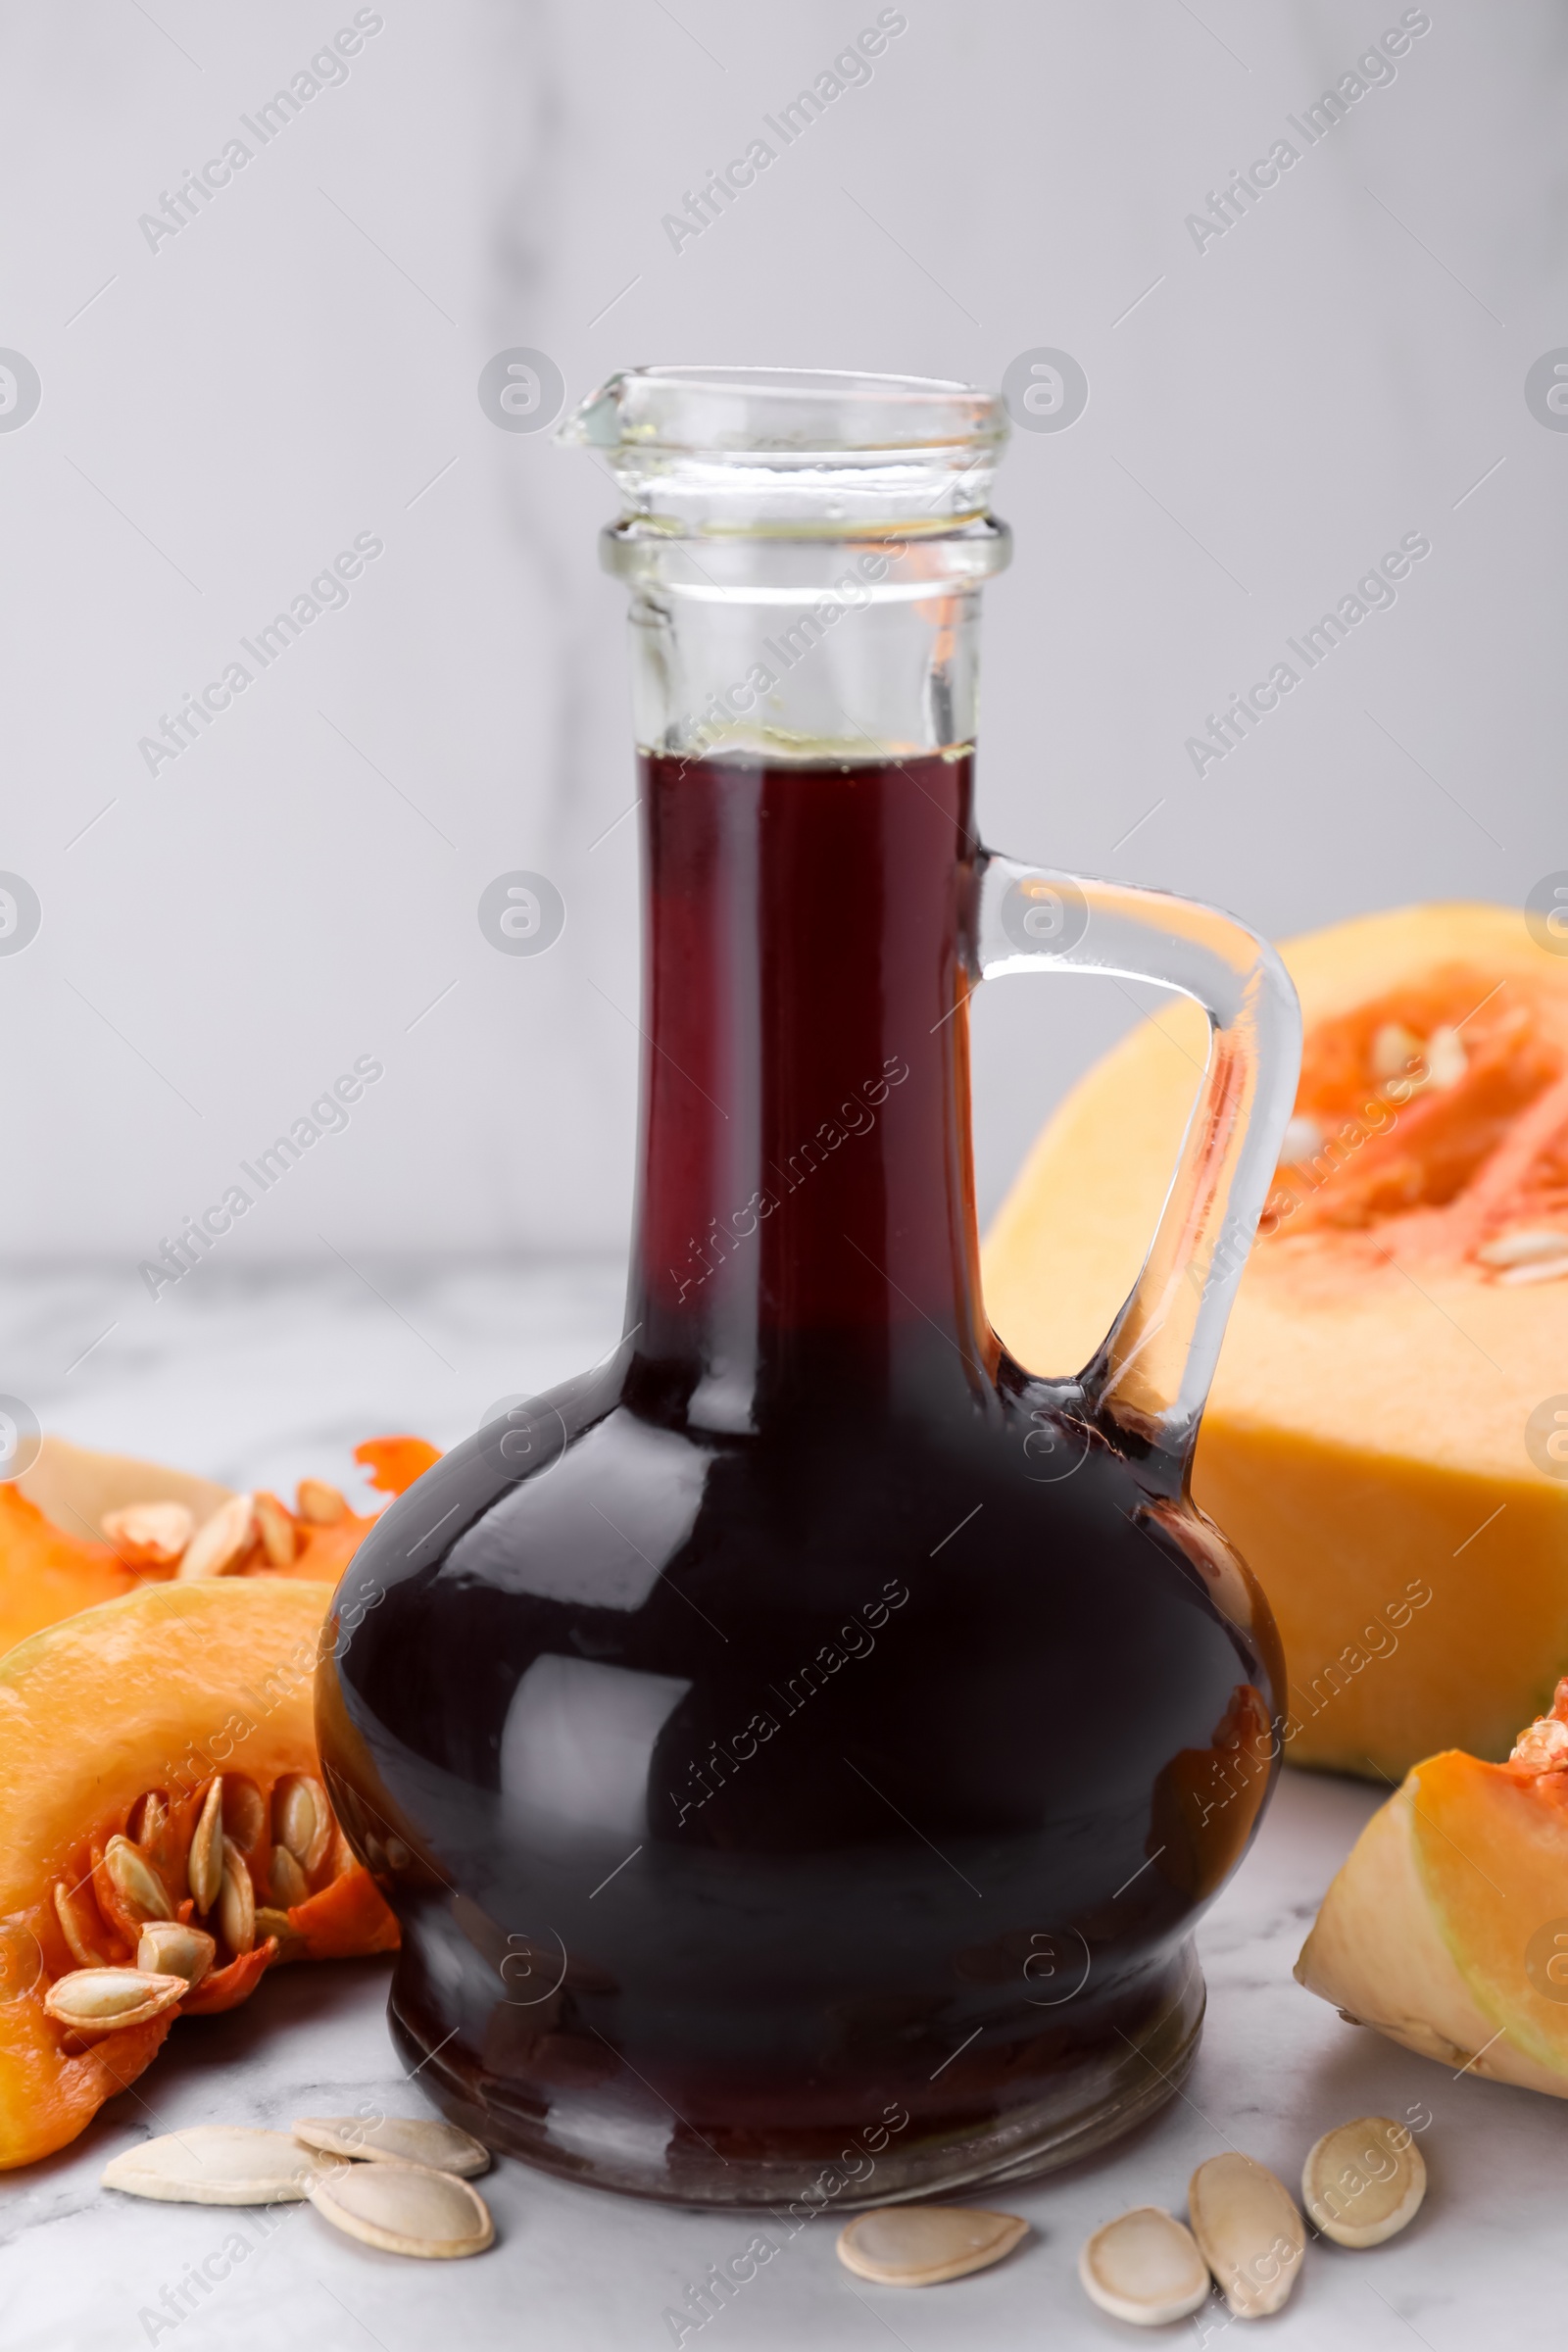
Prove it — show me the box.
[386,1946,1204,2211]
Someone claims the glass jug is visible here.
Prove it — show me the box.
[318,368,1301,2208]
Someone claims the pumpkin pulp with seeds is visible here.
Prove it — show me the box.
[0,1581,398,2169]
[0,1434,440,1661]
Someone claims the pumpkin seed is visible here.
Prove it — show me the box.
[1498,1255,1568,1287]
[53,1881,108,1971]
[1079,2207,1212,2326]
[101,1499,193,1568]
[136,1921,216,1989]
[1424,1024,1465,1090]
[297,1478,348,1526]
[274,1774,332,1874]
[177,1492,257,1580]
[269,1845,311,1908]
[104,1835,172,1924]
[126,1791,169,1847]
[104,2125,334,2205]
[293,2115,490,2177]
[308,2160,494,2258]
[253,1490,298,1568]
[1476,1227,1568,1269]
[218,1839,255,1955]
[836,2205,1028,2287]
[1302,2116,1427,2248]
[1371,1022,1424,1084]
[222,1777,267,1852]
[1280,1115,1323,1166]
[188,1779,224,1913]
[254,1906,304,1957]
[44,1967,187,2035]
[1188,2154,1304,2320]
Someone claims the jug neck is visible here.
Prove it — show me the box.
[625,745,996,1431]
[565,368,1016,1430]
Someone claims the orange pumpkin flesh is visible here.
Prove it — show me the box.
[0,1581,399,2170]
[355,1436,442,1497]
[181,1943,277,2017]
[0,1489,133,1656]
[285,1857,403,1962]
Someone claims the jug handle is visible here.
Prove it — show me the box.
[974,857,1301,1463]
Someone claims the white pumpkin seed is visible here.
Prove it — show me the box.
[101,1499,193,1567]
[1302,2116,1427,2248]
[253,1490,298,1567]
[1079,2206,1212,2326]
[136,1922,216,1989]
[177,1492,257,1580]
[103,1835,172,1923]
[44,1967,187,2035]
[1371,1022,1424,1084]
[309,2160,494,2258]
[218,1839,255,1955]
[1476,1227,1568,1269]
[297,1478,348,1526]
[126,1791,169,1846]
[836,2205,1028,2287]
[1280,1114,1323,1166]
[269,1845,311,1909]
[221,1777,267,1851]
[255,1905,301,1949]
[1424,1025,1465,1089]
[1188,2154,1304,2319]
[188,1779,224,1912]
[274,1774,331,1874]
[104,2125,335,2205]
[293,2115,490,2177]
[53,1881,108,1971]
[1497,1255,1568,1287]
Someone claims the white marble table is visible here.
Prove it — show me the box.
[0,1266,1550,2349]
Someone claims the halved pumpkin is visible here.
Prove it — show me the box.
[1297,1682,1568,2095]
[0,1580,398,2170]
[984,904,1568,1776]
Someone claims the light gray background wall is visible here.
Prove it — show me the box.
[2,0,1561,1313]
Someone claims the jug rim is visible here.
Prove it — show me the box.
[558,365,1008,458]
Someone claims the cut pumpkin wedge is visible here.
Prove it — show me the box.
[1298,1684,1568,2095]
